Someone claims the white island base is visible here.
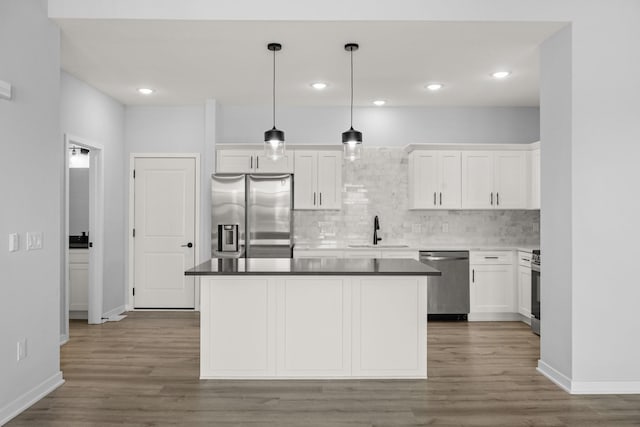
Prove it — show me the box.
[200,275,428,379]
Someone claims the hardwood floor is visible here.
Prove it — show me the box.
[8,312,640,426]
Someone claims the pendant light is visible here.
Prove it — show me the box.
[342,43,363,161]
[264,42,285,160]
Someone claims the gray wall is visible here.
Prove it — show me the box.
[219,106,540,145]
[60,71,126,315]
[294,147,539,247]
[0,0,62,421]
[69,168,89,236]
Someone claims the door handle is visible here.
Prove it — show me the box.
[181,242,193,248]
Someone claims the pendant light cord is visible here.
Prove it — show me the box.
[350,48,354,128]
[272,47,276,128]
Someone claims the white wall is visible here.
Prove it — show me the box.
[60,71,126,317]
[124,106,212,268]
[219,106,540,145]
[0,0,63,423]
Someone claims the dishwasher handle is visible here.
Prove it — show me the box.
[420,256,469,261]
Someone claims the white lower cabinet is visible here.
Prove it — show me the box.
[469,250,517,321]
[69,249,89,312]
[517,250,532,321]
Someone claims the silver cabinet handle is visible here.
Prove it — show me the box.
[497,192,500,206]
[484,256,499,259]
[472,269,475,283]
[433,192,436,206]
[313,192,316,205]
[490,192,493,205]
[439,192,442,205]
[250,156,253,169]
[256,156,259,169]
[319,192,322,206]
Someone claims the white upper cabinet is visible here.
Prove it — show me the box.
[294,150,342,210]
[530,148,540,209]
[216,148,294,173]
[462,151,527,209]
[409,151,461,209]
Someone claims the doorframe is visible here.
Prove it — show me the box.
[63,134,106,341]
[127,153,201,311]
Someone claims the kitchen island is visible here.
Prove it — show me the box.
[186,258,440,379]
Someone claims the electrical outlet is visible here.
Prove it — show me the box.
[9,233,19,252]
[442,223,449,233]
[17,338,27,361]
[411,224,421,233]
[26,232,43,250]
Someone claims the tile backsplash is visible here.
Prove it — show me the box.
[293,147,540,248]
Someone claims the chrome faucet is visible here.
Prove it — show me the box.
[373,215,382,245]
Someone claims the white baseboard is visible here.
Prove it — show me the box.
[102,305,126,321]
[0,372,64,425]
[468,312,522,321]
[538,360,640,394]
[59,333,69,346]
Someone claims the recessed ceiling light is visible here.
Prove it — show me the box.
[137,87,154,95]
[373,100,386,106]
[311,82,327,90]
[491,71,511,79]
[426,83,443,91]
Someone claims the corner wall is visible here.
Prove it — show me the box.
[0,0,64,423]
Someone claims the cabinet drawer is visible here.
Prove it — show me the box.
[69,249,89,264]
[381,250,419,260]
[293,250,344,258]
[470,251,513,265]
[344,250,382,259]
[517,251,532,267]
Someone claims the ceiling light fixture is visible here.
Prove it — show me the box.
[342,43,363,162]
[264,42,285,160]
[426,83,443,91]
[311,82,327,90]
[491,71,511,79]
[373,100,386,106]
[137,88,154,95]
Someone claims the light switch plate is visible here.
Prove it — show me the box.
[0,80,12,100]
[9,233,19,252]
[26,232,43,250]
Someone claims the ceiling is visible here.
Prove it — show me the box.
[57,20,566,107]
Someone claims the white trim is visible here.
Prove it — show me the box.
[468,312,523,321]
[102,304,126,320]
[128,153,201,309]
[0,372,64,425]
[215,143,342,152]
[59,334,69,346]
[404,141,540,153]
[537,360,572,393]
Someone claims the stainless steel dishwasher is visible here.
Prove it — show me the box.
[419,251,470,320]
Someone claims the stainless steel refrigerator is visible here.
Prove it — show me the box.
[211,174,293,258]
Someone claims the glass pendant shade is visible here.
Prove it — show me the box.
[343,139,363,162]
[264,43,285,159]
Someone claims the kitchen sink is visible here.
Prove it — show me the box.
[348,244,409,248]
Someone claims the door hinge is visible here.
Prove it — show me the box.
[132,228,135,238]
[133,169,136,179]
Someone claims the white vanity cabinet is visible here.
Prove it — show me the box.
[294,150,342,210]
[216,148,294,173]
[69,249,89,312]
[461,151,528,209]
[408,151,461,209]
[469,250,517,320]
[517,250,532,321]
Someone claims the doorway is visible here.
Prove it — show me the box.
[128,154,199,309]
[63,134,105,343]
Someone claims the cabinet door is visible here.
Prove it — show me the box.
[293,249,345,258]
[494,151,527,209]
[216,149,255,173]
[409,152,439,209]
[69,262,89,311]
[381,250,419,260]
[438,151,462,209]
[530,148,540,209]
[344,250,382,258]
[518,265,532,318]
[316,151,342,210]
[470,264,515,313]
[461,151,494,209]
[293,151,318,209]
[255,152,294,173]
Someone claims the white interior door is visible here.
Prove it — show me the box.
[134,157,196,308]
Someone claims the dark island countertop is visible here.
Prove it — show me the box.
[185,258,441,276]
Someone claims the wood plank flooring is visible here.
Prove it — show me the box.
[8,312,640,426]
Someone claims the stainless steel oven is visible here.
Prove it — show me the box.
[531,250,540,335]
